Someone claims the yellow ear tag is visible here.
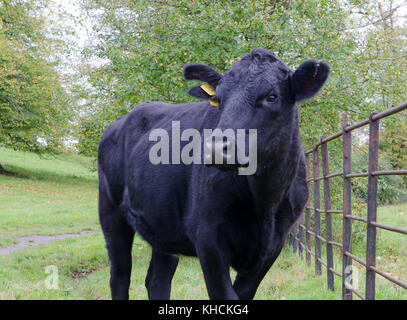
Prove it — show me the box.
[200,83,216,96]
[200,83,218,107]
[209,99,219,107]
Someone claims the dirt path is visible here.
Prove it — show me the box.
[0,231,98,255]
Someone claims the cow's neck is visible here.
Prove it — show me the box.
[249,109,301,207]
[246,109,302,260]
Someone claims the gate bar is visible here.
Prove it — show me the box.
[313,146,322,275]
[365,113,379,300]
[342,123,353,300]
[321,137,334,290]
[305,154,312,265]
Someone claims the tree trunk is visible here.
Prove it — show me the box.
[0,164,5,174]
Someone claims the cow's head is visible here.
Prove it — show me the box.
[183,48,329,174]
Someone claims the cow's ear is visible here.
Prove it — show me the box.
[187,85,213,99]
[291,60,329,102]
[183,63,222,87]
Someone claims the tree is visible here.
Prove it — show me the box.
[78,0,407,158]
[78,0,354,155]
[0,0,71,155]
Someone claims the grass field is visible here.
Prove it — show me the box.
[0,147,405,300]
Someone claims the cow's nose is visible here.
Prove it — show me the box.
[204,137,235,166]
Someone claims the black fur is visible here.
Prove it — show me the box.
[98,48,329,300]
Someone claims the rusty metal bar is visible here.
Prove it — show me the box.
[316,234,327,243]
[342,123,353,300]
[321,131,344,144]
[343,215,368,223]
[344,251,367,267]
[365,113,380,300]
[330,268,342,277]
[296,237,306,260]
[304,102,407,155]
[327,209,343,214]
[345,172,369,178]
[348,287,365,300]
[300,101,407,300]
[305,132,344,154]
[305,154,312,265]
[328,240,343,248]
[293,222,298,253]
[369,266,407,290]
[344,118,370,132]
[313,146,322,276]
[305,247,316,257]
[324,172,343,179]
[370,221,407,235]
[371,101,407,121]
[372,170,407,176]
[307,230,316,236]
[314,176,324,182]
[317,209,343,215]
[298,216,304,258]
[321,137,334,291]
[317,257,327,269]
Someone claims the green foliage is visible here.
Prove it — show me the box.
[78,0,407,158]
[380,115,407,186]
[0,0,71,154]
[352,144,407,205]
[77,0,347,155]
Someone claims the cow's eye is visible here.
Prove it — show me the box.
[266,94,277,103]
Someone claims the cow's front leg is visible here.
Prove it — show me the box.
[233,235,287,299]
[196,237,238,300]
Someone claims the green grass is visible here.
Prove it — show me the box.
[0,147,405,299]
[0,147,96,180]
[0,148,99,247]
[293,203,407,300]
[0,232,340,300]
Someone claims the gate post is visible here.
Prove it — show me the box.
[321,137,334,291]
[298,214,304,259]
[366,113,379,300]
[342,123,353,300]
[305,153,311,265]
[313,145,322,275]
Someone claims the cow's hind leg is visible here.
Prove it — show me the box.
[145,249,179,300]
[101,213,135,299]
[99,184,135,299]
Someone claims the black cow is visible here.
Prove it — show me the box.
[98,48,329,300]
